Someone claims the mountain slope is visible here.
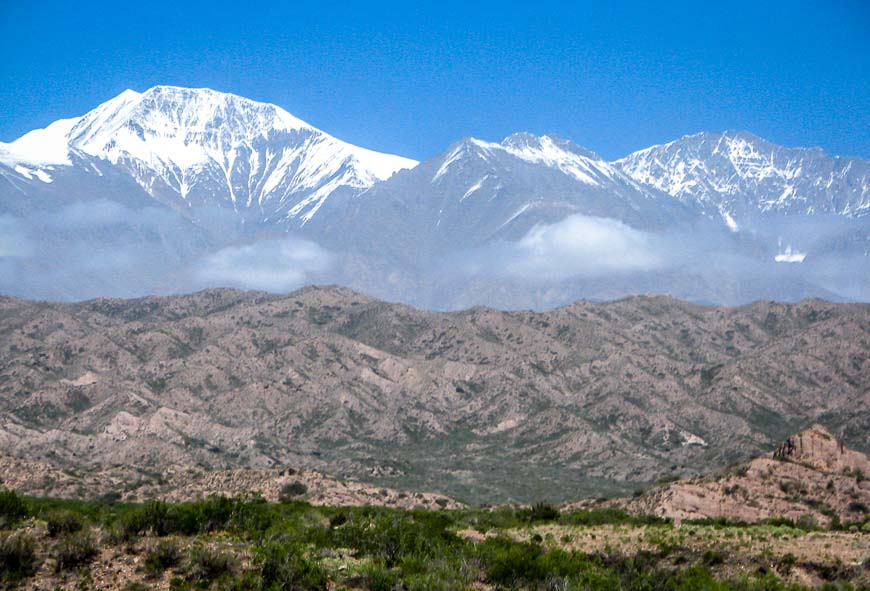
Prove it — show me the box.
[614,131,870,230]
[317,133,699,267]
[0,86,417,226]
[0,452,461,509]
[1,88,868,306]
[617,425,870,525]
[0,287,866,503]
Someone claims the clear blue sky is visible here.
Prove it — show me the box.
[1,0,868,161]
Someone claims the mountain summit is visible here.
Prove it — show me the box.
[0,86,417,225]
[615,131,869,231]
[322,132,695,271]
[0,87,867,305]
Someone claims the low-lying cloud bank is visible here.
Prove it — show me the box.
[451,214,663,281]
[0,215,31,257]
[504,214,661,280]
[439,212,868,305]
[1,199,866,306]
[193,237,334,292]
[0,200,210,300]
[0,200,338,300]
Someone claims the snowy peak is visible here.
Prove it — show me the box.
[501,132,599,160]
[429,137,502,182]
[431,132,623,189]
[0,86,417,224]
[499,133,619,186]
[357,131,698,269]
[614,131,870,223]
[67,86,313,167]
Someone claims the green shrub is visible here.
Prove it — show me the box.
[658,474,682,484]
[54,530,98,572]
[702,548,726,566]
[763,517,802,529]
[480,537,546,584]
[99,491,123,505]
[331,508,460,567]
[847,501,868,514]
[143,538,182,577]
[561,508,667,527]
[143,500,174,536]
[0,489,29,527]
[256,540,328,590]
[182,543,238,583]
[111,496,273,539]
[402,563,468,591]
[360,560,400,591]
[796,514,818,531]
[0,531,40,581]
[527,501,559,522]
[109,500,174,540]
[46,509,85,537]
[112,507,150,541]
[279,481,309,501]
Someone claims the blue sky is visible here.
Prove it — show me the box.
[1,1,867,161]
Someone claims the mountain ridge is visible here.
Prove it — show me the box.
[1,86,867,307]
[0,286,866,503]
[0,86,417,226]
[605,424,870,526]
[614,130,869,227]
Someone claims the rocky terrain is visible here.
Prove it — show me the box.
[0,287,867,503]
[1,424,868,590]
[0,452,460,511]
[615,425,870,526]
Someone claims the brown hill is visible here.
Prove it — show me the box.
[0,287,867,502]
[0,451,461,510]
[612,425,870,525]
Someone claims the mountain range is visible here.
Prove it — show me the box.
[1,86,868,307]
[0,286,866,503]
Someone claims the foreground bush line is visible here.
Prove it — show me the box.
[1,490,867,589]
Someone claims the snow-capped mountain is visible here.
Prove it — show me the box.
[614,131,869,232]
[0,86,417,225]
[0,87,867,306]
[321,132,698,266]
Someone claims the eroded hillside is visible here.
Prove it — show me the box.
[0,287,867,502]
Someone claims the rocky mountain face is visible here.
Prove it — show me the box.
[316,133,697,268]
[615,131,869,226]
[0,287,866,503]
[0,86,416,227]
[616,425,870,526]
[0,87,867,306]
[0,452,461,510]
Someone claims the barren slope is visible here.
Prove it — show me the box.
[0,287,867,502]
[611,425,870,525]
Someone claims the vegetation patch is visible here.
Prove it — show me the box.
[0,489,866,589]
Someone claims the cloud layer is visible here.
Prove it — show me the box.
[0,215,31,257]
[452,214,663,282]
[505,214,661,280]
[1,198,865,306]
[193,237,334,292]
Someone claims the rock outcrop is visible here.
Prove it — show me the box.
[616,425,870,525]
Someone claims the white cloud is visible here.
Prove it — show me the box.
[500,214,661,280]
[0,215,31,257]
[194,237,333,292]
